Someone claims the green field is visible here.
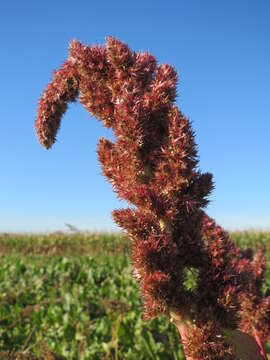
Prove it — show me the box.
[0,231,269,359]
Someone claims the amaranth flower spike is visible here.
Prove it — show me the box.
[35,37,270,359]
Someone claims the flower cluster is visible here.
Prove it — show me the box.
[35,37,270,359]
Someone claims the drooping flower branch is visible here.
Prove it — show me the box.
[35,37,270,359]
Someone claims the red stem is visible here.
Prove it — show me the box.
[253,327,267,360]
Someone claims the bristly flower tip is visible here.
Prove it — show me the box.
[35,37,270,359]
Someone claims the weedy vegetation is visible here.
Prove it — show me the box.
[0,232,269,359]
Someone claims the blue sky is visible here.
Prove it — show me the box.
[0,1,269,232]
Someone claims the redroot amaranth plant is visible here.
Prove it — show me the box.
[35,37,270,359]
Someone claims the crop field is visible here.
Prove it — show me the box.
[0,231,269,359]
